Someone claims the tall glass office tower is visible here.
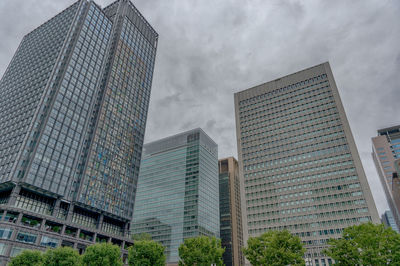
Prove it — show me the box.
[0,0,157,263]
[234,62,379,266]
[132,128,219,264]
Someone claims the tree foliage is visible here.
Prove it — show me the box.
[9,250,43,266]
[128,240,166,266]
[42,247,81,266]
[243,230,306,266]
[81,243,123,266]
[178,236,224,266]
[131,233,152,241]
[324,222,400,265]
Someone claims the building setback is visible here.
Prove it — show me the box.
[218,157,245,266]
[132,128,220,264]
[234,62,379,266]
[372,126,400,230]
[0,0,157,264]
[382,210,399,233]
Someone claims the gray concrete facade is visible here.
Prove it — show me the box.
[235,62,379,266]
[372,126,400,231]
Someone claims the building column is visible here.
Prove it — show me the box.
[97,213,104,230]
[61,224,66,235]
[76,228,81,240]
[53,198,61,217]
[1,211,7,221]
[123,222,129,237]
[8,185,21,206]
[66,203,74,223]
[16,213,23,225]
[40,219,47,231]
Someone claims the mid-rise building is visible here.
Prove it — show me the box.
[0,0,157,263]
[131,128,220,264]
[372,126,400,230]
[234,62,379,265]
[218,157,245,266]
[382,210,399,233]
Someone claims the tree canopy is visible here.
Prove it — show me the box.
[324,222,400,265]
[42,246,81,266]
[243,230,306,266]
[9,250,43,266]
[81,243,123,266]
[178,236,224,266]
[128,239,165,266]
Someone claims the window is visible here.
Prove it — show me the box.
[10,246,27,257]
[0,243,7,256]
[16,231,37,244]
[40,236,59,248]
[0,228,13,239]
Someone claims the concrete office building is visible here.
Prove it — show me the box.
[132,128,220,264]
[372,126,400,230]
[219,157,245,266]
[0,0,157,263]
[234,62,379,266]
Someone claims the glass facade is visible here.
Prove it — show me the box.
[24,2,113,197]
[0,2,81,183]
[382,210,399,233]
[235,62,379,265]
[0,0,157,263]
[78,11,157,218]
[132,129,219,263]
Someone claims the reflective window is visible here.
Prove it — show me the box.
[0,228,13,239]
[16,231,37,243]
[40,236,59,248]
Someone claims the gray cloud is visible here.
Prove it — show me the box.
[1,0,399,215]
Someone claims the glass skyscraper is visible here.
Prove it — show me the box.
[0,0,157,263]
[234,62,379,266]
[132,128,220,264]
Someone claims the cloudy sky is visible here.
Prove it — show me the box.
[1,0,399,215]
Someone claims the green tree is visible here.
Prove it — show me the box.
[178,236,224,266]
[243,230,306,266]
[42,247,81,266]
[131,233,152,241]
[324,222,400,265]
[9,250,43,266]
[81,243,122,266]
[128,240,166,266]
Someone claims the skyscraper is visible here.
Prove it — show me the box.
[372,126,400,230]
[0,0,157,263]
[218,157,244,266]
[234,62,379,265]
[131,128,219,264]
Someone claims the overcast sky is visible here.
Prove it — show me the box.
[1,0,399,215]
